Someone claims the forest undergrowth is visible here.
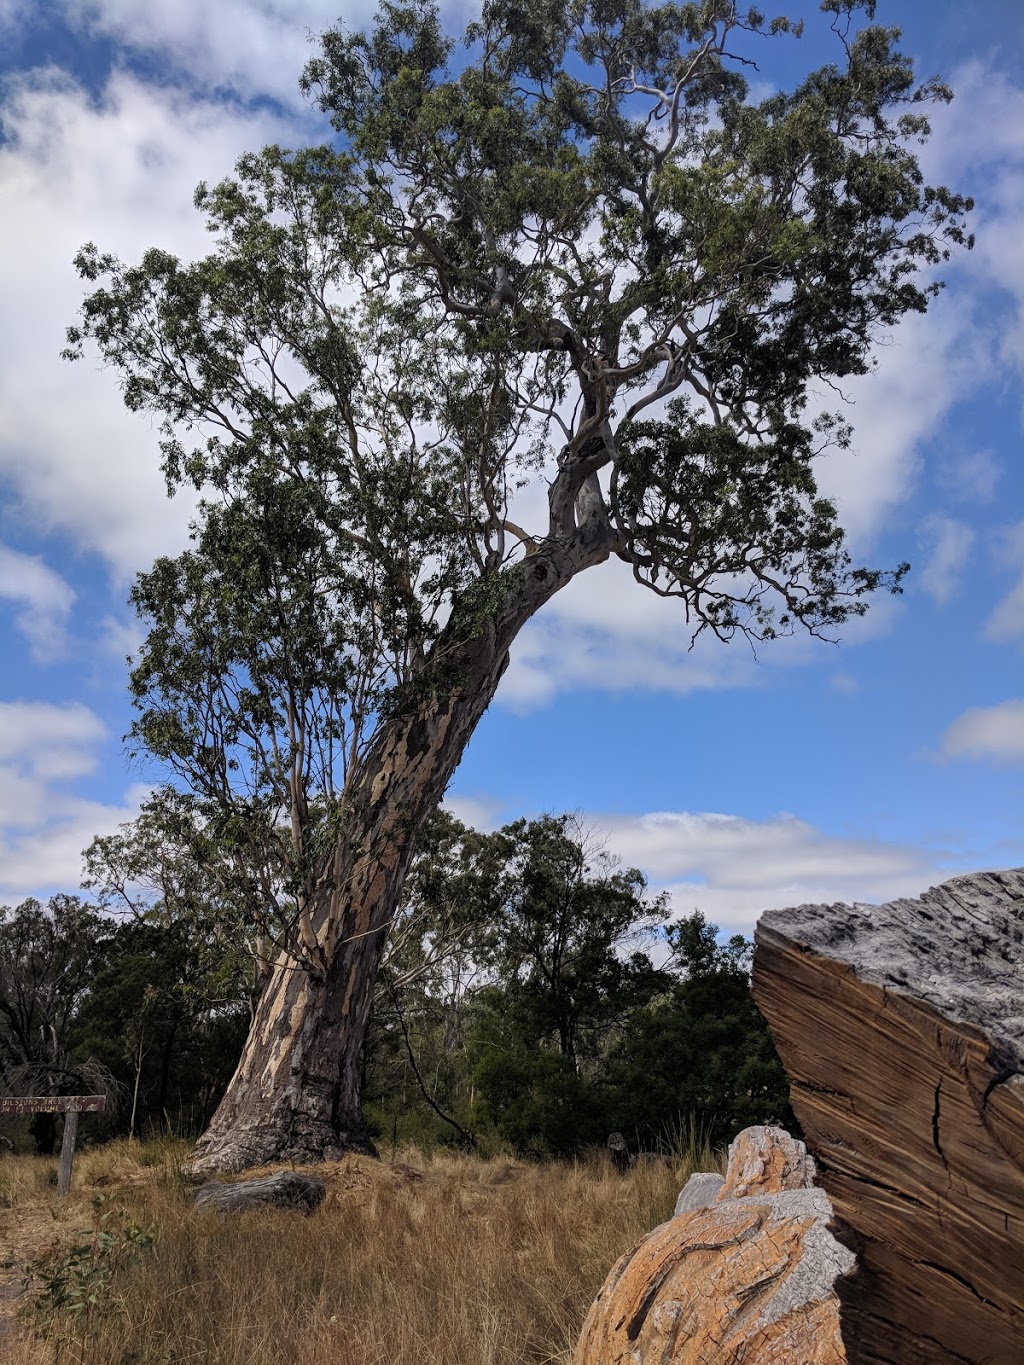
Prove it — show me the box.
[1,1135,722,1364]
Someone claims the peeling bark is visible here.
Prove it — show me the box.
[191,534,610,1175]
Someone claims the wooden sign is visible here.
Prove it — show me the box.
[0,1094,107,1194]
[0,1095,106,1115]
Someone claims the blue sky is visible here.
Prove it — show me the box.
[0,0,1021,934]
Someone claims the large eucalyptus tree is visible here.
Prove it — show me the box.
[65,0,970,1172]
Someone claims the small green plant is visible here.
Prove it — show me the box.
[21,1193,156,1358]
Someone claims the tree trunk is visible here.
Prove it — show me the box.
[189,671,502,1174]
[190,535,610,1174]
[189,899,392,1171]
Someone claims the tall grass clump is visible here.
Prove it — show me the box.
[4,1140,724,1365]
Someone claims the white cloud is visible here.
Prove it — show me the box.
[497,552,902,711]
[0,0,27,31]
[830,671,859,695]
[436,798,966,939]
[498,558,759,709]
[0,66,320,581]
[0,699,144,902]
[0,789,146,905]
[583,810,957,938]
[987,577,1024,642]
[0,700,105,785]
[809,59,1024,544]
[441,793,504,833]
[813,305,983,546]
[917,515,974,606]
[64,0,356,107]
[984,521,1024,643]
[921,62,1024,382]
[917,60,1024,184]
[434,807,954,939]
[0,543,75,660]
[941,699,1024,764]
[55,0,480,111]
[938,448,1002,506]
[98,614,145,664]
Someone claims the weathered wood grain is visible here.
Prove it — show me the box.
[193,1169,326,1215]
[0,1095,106,1114]
[575,1125,852,1364]
[752,868,1024,1364]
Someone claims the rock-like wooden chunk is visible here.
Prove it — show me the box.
[575,1125,853,1364]
[717,1123,817,1199]
[193,1169,326,1215]
[673,1171,723,1215]
[752,868,1024,1364]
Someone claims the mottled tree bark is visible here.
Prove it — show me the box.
[191,532,609,1174]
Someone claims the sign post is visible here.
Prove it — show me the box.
[0,1095,107,1195]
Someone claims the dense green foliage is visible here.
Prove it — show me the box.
[2,816,791,1155]
[0,896,108,1153]
[362,814,794,1154]
[72,919,251,1138]
[61,0,969,991]
[0,897,251,1148]
[54,1,969,1156]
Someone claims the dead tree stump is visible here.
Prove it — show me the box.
[753,867,1024,1364]
[606,1131,629,1173]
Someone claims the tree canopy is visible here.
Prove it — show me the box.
[62,0,971,1170]
[65,1,970,913]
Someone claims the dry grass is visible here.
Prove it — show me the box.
[0,1138,723,1365]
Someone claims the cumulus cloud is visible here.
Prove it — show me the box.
[921,62,1024,382]
[62,0,376,107]
[0,699,143,902]
[830,671,859,695]
[0,66,324,581]
[917,60,1024,184]
[812,306,983,546]
[496,549,902,712]
[917,516,974,606]
[983,521,1024,643]
[435,798,961,939]
[808,59,1024,544]
[0,543,75,660]
[98,613,145,662]
[582,809,955,937]
[941,699,1024,765]
[0,789,145,906]
[499,557,759,709]
[987,578,1024,642]
[441,793,505,833]
[0,0,27,31]
[0,700,106,783]
[428,807,953,939]
[938,448,1002,506]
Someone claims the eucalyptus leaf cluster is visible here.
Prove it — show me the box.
[64,0,970,976]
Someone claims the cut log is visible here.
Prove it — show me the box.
[575,1125,853,1364]
[193,1169,326,1215]
[752,867,1024,1364]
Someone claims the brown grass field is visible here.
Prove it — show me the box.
[0,1137,720,1364]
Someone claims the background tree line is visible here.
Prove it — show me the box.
[0,810,791,1157]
